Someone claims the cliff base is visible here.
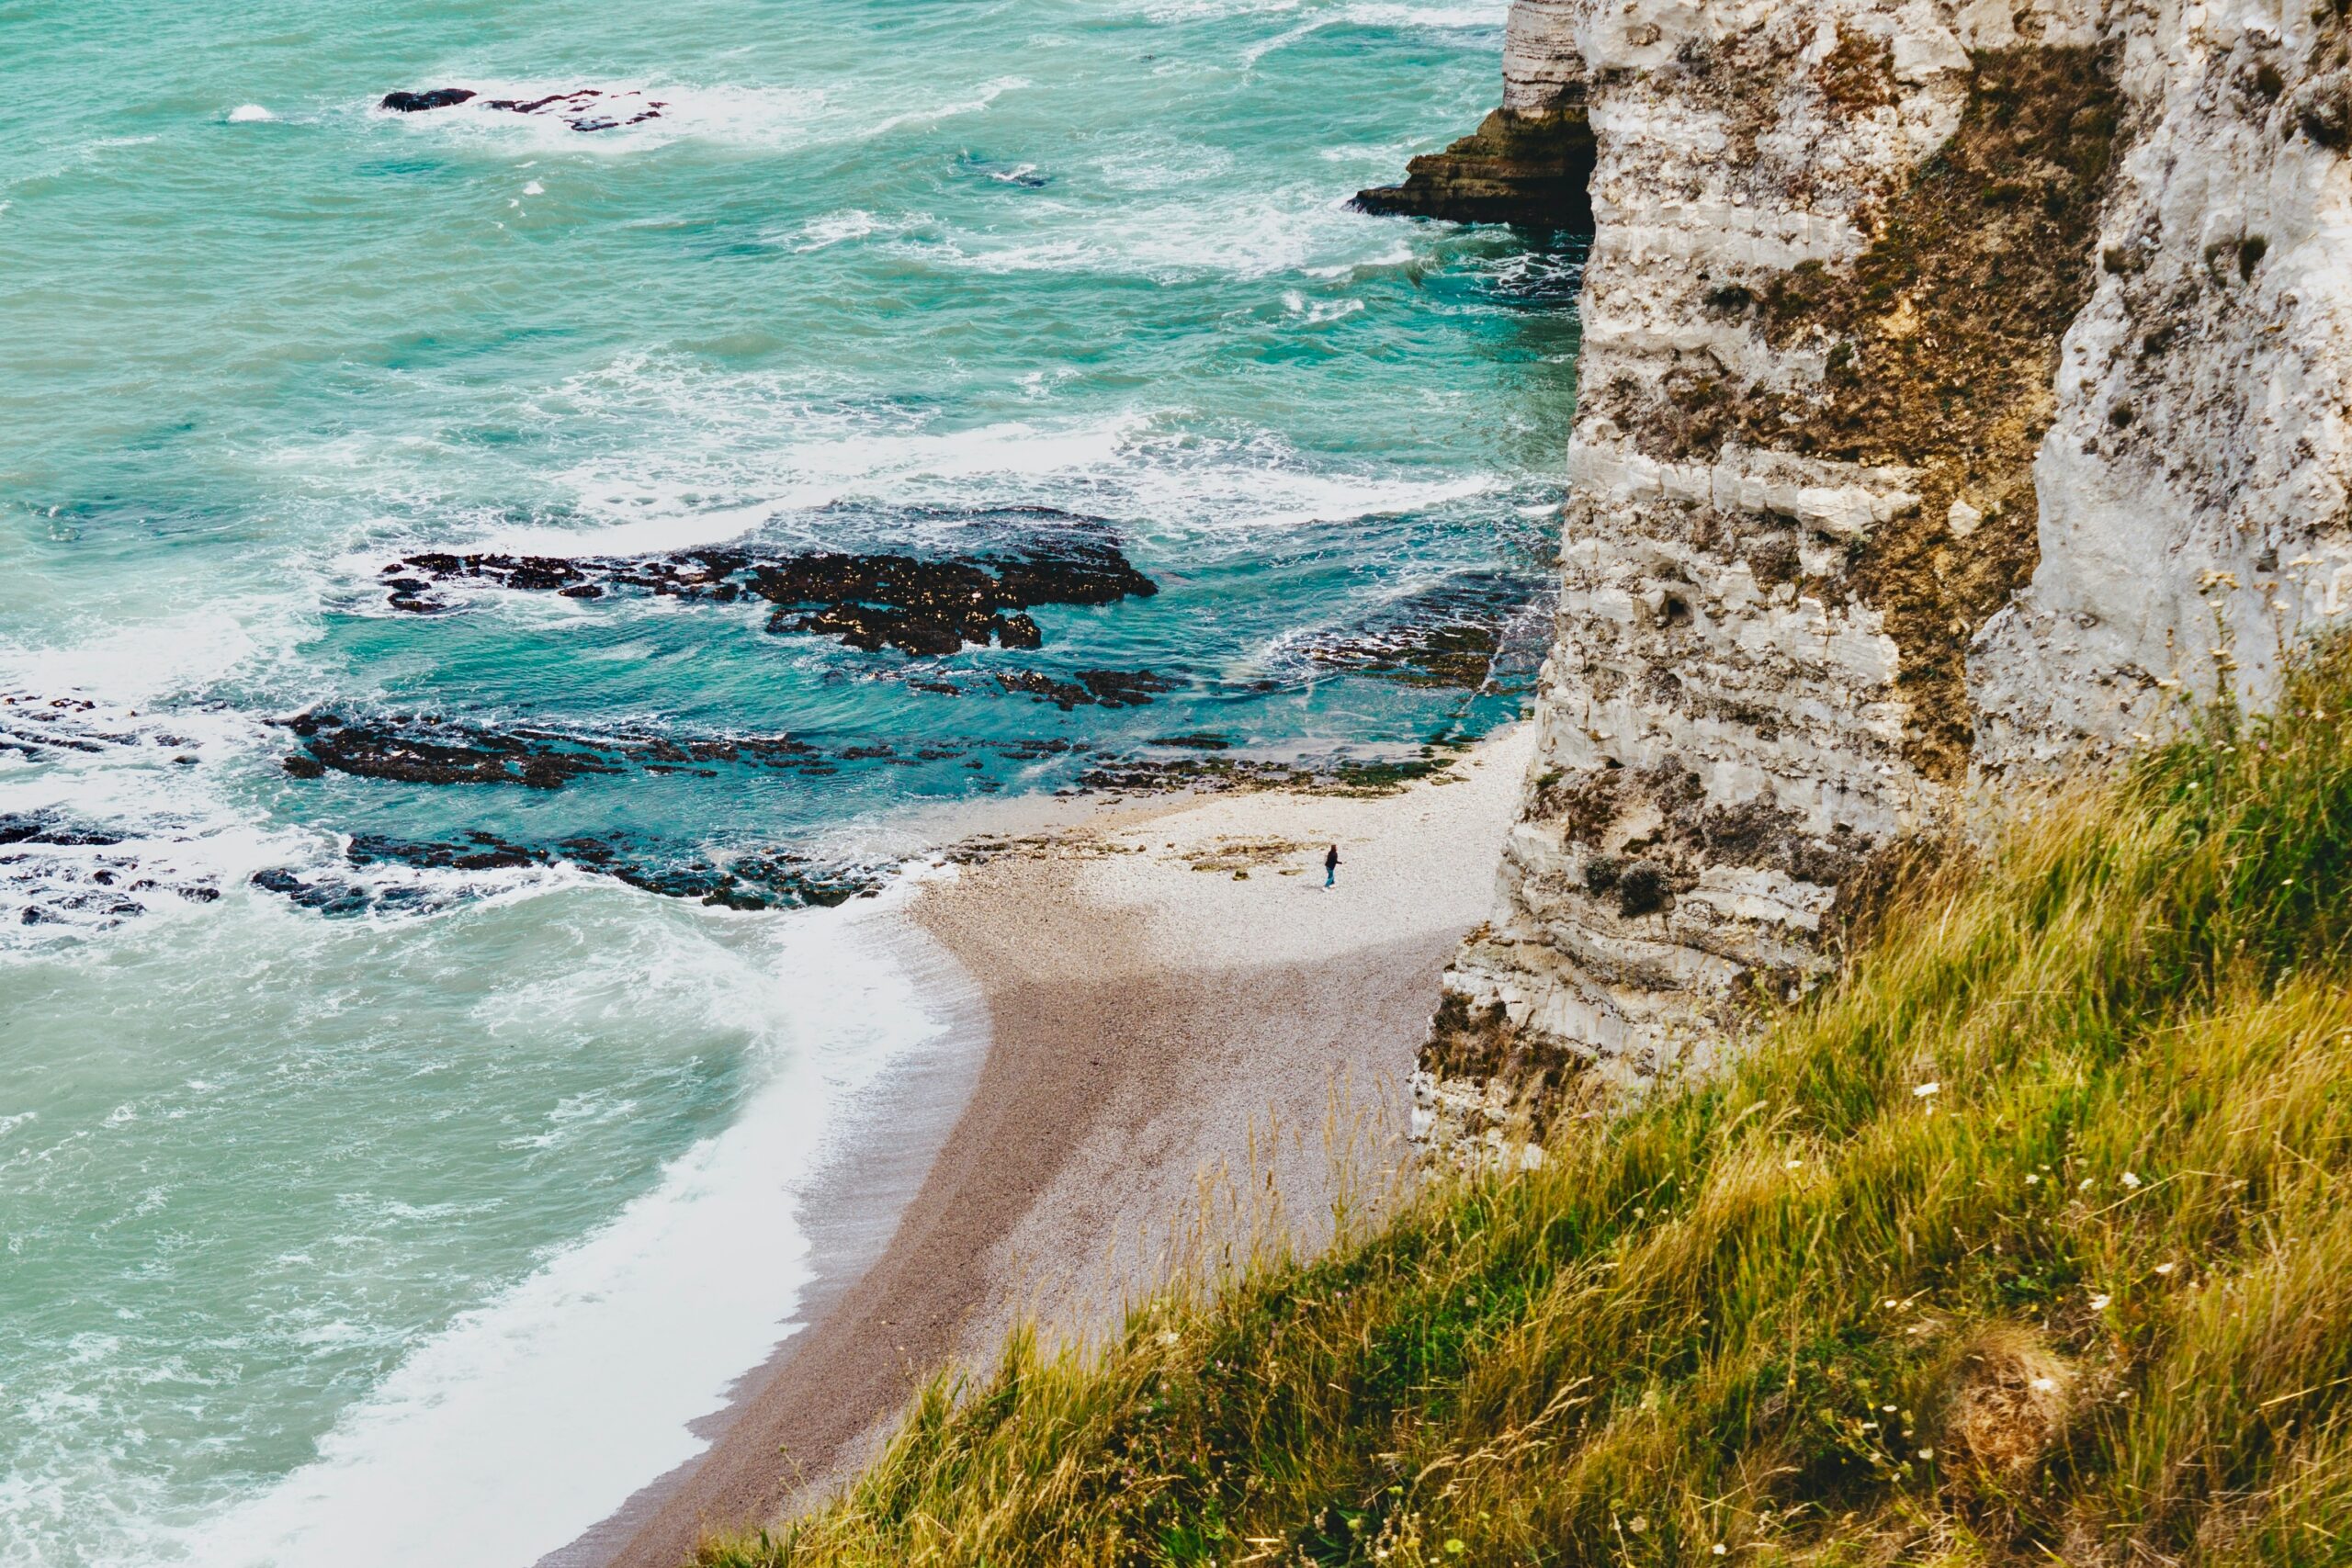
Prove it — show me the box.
[1351,107,1595,231]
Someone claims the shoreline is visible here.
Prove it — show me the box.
[536,913,990,1568]
[572,722,1536,1568]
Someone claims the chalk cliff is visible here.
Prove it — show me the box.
[1385,0,2352,1151]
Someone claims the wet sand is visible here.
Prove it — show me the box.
[583,724,1533,1567]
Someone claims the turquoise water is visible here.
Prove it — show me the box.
[0,1,1580,1562]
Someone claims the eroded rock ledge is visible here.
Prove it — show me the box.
[1352,107,1598,230]
[1389,0,2352,1156]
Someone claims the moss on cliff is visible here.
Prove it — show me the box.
[1647,48,2126,780]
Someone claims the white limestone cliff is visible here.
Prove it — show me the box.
[1415,0,2352,1151]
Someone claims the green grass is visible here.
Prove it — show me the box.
[704,637,2352,1567]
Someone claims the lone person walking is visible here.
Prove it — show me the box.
[1324,843,1340,887]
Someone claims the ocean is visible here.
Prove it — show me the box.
[0,1,1580,1562]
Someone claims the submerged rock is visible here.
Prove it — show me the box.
[377,85,664,131]
[379,87,477,113]
[289,718,618,789]
[1076,747,1458,798]
[993,668,1175,710]
[385,531,1158,657]
[338,830,880,910]
[271,710,834,791]
[0,814,124,848]
[1315,623,1500,687]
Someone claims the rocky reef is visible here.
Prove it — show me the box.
[246,830,878,919]
[379,86,665,132]
[382,527,1156,658]
[1397,0,2352,1155]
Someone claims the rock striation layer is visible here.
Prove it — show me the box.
[1404,0,2352,1154]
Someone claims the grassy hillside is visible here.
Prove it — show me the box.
[706,639,2352,1567]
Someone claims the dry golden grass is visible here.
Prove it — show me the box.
[703,638,2352,1568]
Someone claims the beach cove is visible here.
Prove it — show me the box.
[0,3,1578,1562]
[580,724,1533,1566]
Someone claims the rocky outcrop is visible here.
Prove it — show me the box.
[383,526,1157,657]
[1354,2,1601,227]
[1399,0,2352,1155]
[1352,107,1598,229]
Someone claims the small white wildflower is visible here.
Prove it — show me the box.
[2080,1178,2095,1191]
[2089,1292,2112,1310]
[1883,1299,1899,1309]
[1786,1158,1804,1169]
[1914,1081,1940,1098]
[1883,1404,1897,1413]
[1629,1517,1648,1534]
[1917,1448,1935,1461]
[2031,1377,2057,1393]
[1713,1546,1728,1557]
[2154,1262,2176,1275]
[2026,1173,2041,1184]
[2122,1171,2142,1189]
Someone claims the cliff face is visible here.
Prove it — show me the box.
[1414,0,2352,1152]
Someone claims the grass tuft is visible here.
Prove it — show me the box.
[704,636,2352,1567]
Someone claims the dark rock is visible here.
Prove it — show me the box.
[341,830,881,912]
[1309,622,1500,688]
[273,712,834,792]
[1076,669,1175,706]
[992,668,1174,710]
[0,815,124,847]
[387,535,1156,658]
[480,89,665,132]
[1614,860,1675,918]
[1074,748,1452,798]
[994,671,1092,708]
[1294,571,1545,692]
[250,867,374,918]
[290,719,616,789]
[379,86,666,132]
[1422,988,1595,1131]
[1353,107,1597,231]
[380,88,477,113]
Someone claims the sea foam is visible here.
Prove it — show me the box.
[176,891,964,1568]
